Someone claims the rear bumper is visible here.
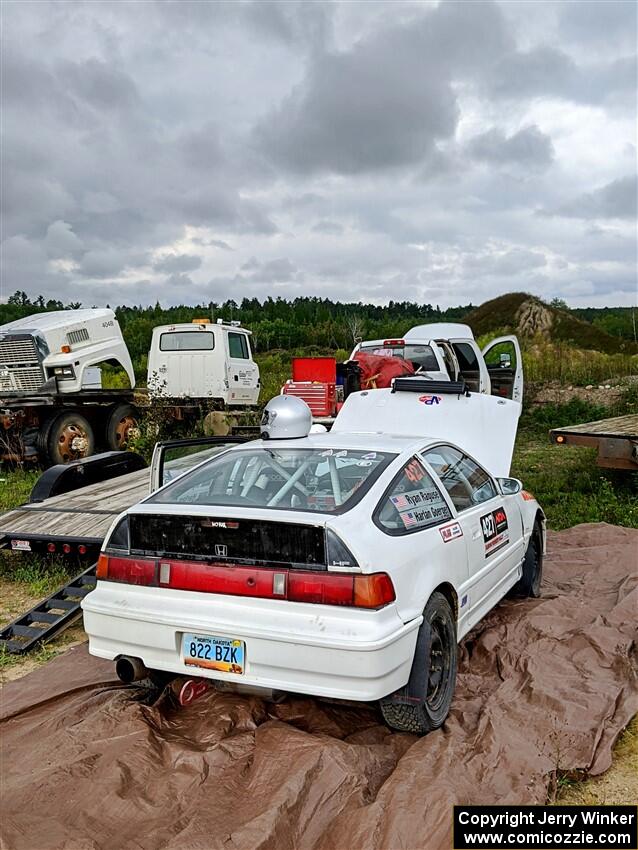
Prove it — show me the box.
[82,582,421,701]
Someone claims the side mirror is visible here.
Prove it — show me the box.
[497,477,522,495]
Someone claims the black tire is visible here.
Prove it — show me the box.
[380,591,457,735]
[509,521,543,598]
[105,404,138,451]
[39,410,95,466]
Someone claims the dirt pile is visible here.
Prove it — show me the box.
[515,298,553,337]
[1,524,637,850]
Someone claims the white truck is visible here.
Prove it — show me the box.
[0,309,260,466]
[351,323,524,402]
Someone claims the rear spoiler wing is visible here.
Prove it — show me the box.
[392,378,470,397]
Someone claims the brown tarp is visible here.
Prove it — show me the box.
[1,523,637,850]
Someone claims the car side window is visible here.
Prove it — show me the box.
[423,445,497,512]
[374,456,452,535]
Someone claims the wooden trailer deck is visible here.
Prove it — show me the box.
[550,413,638,470]
[0,466,150,548]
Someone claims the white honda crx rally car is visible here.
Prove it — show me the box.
[83,374,545,734]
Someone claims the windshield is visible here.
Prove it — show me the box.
[148,447,396,514]
[359,343,439,371]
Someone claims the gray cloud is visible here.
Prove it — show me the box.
[488,46,637,105]
[256,1,510,174]
[548,176,638,221]
[312,220,344,235]
[468,125,554,169]
[153,253,202,273]
[0,0,636,309]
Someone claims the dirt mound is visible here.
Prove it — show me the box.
[466,294,638,355]
[515,298,553,336]
[1,524,637,850]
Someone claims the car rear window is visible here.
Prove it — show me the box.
[359,343,439,371]
[374,456,452,534]
[147,447,396,514]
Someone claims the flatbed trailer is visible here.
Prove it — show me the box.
[0,463,150,558]
[550,413,638,470]
[0,455,150,654]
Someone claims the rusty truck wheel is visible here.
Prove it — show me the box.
[105,404,139,451]
[40,410,95,466]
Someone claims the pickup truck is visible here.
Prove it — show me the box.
[283,323,523,418]
[351,323,523,401]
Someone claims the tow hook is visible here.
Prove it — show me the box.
[177,678,210,706]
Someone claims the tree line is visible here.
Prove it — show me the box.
[1,291,635,372]
[0,291,473,363]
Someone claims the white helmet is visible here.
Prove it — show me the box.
[261,395,312,440]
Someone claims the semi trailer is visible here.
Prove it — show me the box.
[0,309,260,465]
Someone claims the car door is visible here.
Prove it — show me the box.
[481,336,523,402]
[149,436,249,493]
[422,444,525,628]
[373,454,471,632]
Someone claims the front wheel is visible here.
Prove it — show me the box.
[509,521,543,598]
[380,591,457,735]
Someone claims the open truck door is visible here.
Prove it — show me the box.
[150,436,249,493]
[481,336,523,403]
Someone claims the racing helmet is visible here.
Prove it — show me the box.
[260,395,312,440]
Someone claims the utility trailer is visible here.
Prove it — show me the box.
[550,414,638,470]
[0,438,245,653]
[0,309,260,465]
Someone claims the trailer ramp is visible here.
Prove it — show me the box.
[0,565,96,654]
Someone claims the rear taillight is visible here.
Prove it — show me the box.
[96,553,155,585]
[96,554,395,609]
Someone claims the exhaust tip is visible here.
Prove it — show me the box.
[115,655,147,684]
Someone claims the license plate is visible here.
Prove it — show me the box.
[11,539,31,552]
[181,633,245,674]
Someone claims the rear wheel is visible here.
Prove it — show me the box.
[380,591,457,735]
[105,404,138,451]
[39,410,95,466]
[509,521,543,598]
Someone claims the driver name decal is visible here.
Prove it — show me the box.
[418,394,441,405]
[480,506,509,557]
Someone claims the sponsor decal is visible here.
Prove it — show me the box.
[11,539,31,552]
[480,506,510,557]
[439,521,463,543]
[200,520,239,529]
[418,394,441,405]
[460,594,468,608]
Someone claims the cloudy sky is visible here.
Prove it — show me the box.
[1,0,636,309]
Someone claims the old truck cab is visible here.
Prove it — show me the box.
[0,309,135,394]
[147,320,260,405]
